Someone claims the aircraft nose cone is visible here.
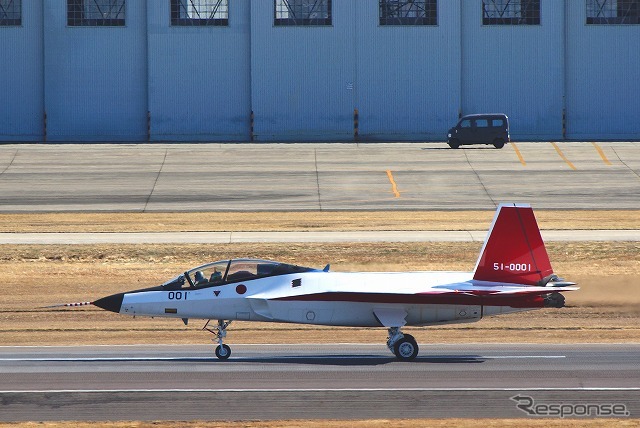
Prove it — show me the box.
[93,293,124,313]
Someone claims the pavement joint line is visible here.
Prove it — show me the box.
[613,147,640,180]
[144,149,168,213]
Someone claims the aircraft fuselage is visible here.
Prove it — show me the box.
[110,271,542,328]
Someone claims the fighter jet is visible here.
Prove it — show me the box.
[89,203,577,361]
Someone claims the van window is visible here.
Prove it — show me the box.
[491,119,505,127]
[476,119,489,128]
[460,119,472,128]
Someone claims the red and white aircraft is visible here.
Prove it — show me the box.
[90,203,577,361]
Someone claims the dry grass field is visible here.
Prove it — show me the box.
[0,210,639,232]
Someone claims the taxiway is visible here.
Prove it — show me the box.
[0,142,638,211]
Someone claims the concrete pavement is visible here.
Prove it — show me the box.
[0,229,639,244]
[0,142,638,211]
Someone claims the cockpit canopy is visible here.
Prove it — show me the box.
[161,259,318,290]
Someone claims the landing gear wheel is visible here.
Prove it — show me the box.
[215,344,231,360]
[402,333,415,344]
[393,336,419,361]
[203,319,233,361]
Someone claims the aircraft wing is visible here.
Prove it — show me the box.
[415,285,578,308]
[426,285,579,296]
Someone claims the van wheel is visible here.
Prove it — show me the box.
[493,138,505,149]
[448,139,460,149]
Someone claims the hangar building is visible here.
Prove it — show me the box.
[1,0,639,142]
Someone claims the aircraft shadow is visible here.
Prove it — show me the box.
[214,354,487,366]
[30,355,486,366]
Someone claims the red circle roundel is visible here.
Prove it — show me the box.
[236,284,247,295]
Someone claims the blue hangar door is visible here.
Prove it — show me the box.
[43,0,148,141]
[147,1,252,142]
[0,2,44,141]
[250,1,356,141]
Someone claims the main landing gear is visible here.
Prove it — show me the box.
[387,327,419,361]
[204,320,420,361]
[204,319,232,360]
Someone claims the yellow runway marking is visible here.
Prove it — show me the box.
[511,143,527,166]
[592,142,612,165]
[386,170,401,198]
[551,142,577,170]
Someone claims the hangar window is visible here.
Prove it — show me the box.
[0,0,21,26]
[482,0,541,25]
[274,0,331,26]
[67,0,126,26]
[379,0,437,26]
[587,0,640,24]
[170,0,229,26]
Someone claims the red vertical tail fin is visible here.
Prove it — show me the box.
[473,203,554,286]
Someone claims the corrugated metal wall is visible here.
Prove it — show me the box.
[148,1,251,141]
[0,2,43,141]
[355,2,461,140]
[461,0,565,140]
[250,1,356,141]
[1,1,639,142]
[565,1,640,140]
[43,0,148,141]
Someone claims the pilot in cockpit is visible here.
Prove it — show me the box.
[209,268,222,284]
[194,271,207,285]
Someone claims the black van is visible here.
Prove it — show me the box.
[447,113,510,149]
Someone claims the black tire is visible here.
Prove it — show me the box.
[448,139,460,149]
[393,336,419,361]
[493,138,505,149]
[402,333,415,343]
[215,344,231,360]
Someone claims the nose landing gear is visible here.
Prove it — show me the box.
[204,319,232,360]
[387,327,419,361]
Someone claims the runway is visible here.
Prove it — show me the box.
[1,344,639,421]
[0,142,638,211]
